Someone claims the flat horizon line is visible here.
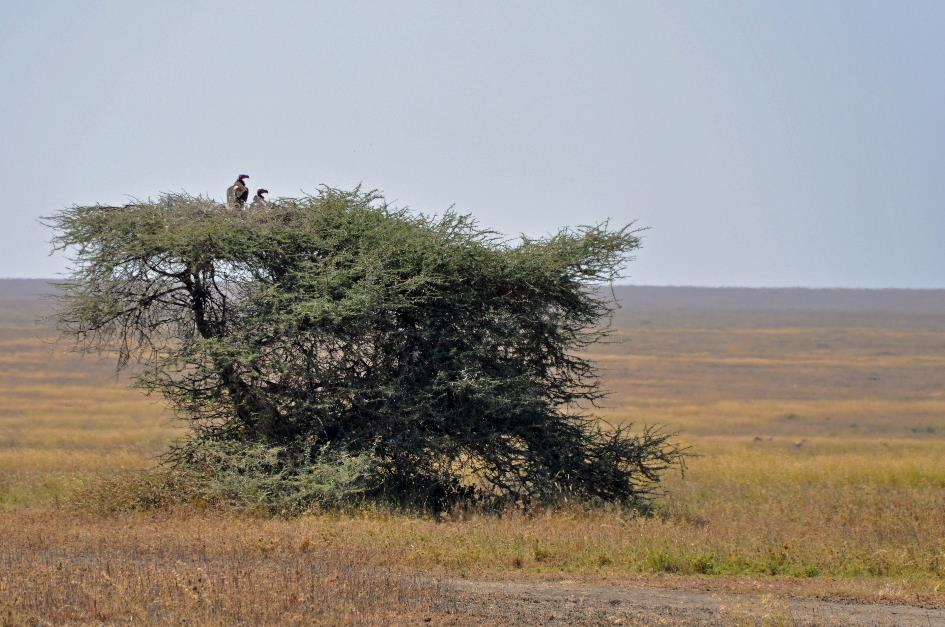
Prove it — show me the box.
[2,276,943,292]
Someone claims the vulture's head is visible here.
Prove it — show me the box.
[237,174,249,183]
[256,188,268,198]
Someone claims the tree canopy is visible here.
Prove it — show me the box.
[48,188,681,511]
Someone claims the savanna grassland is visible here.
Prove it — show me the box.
[2,280,944,625]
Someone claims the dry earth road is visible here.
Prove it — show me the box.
[434,578,945,626]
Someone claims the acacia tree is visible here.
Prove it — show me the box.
[48,188,682,510]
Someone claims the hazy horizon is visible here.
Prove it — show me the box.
[3,276,944,294]
[2,1,943,288]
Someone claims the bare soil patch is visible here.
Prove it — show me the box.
[436,578,945,625]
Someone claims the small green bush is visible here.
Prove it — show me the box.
[71,440,376,516]
[169,438,376,515]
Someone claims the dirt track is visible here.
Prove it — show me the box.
[434,578,945,626]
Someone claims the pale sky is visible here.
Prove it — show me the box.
[1,1,942,287]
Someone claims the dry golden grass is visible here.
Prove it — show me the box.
[0,512,445,625]
[1,291,944,621]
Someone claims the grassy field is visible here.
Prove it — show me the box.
[2,281,944,623]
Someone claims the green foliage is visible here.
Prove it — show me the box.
[69,440,374,516]
[48,187,683,511]
[170,438,376,514]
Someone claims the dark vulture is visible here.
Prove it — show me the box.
[226,174,250,209]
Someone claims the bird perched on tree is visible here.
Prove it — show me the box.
[226,174,250,210]
[251,188,269,209]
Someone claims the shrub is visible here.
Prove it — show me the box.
[169,437,376,514]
